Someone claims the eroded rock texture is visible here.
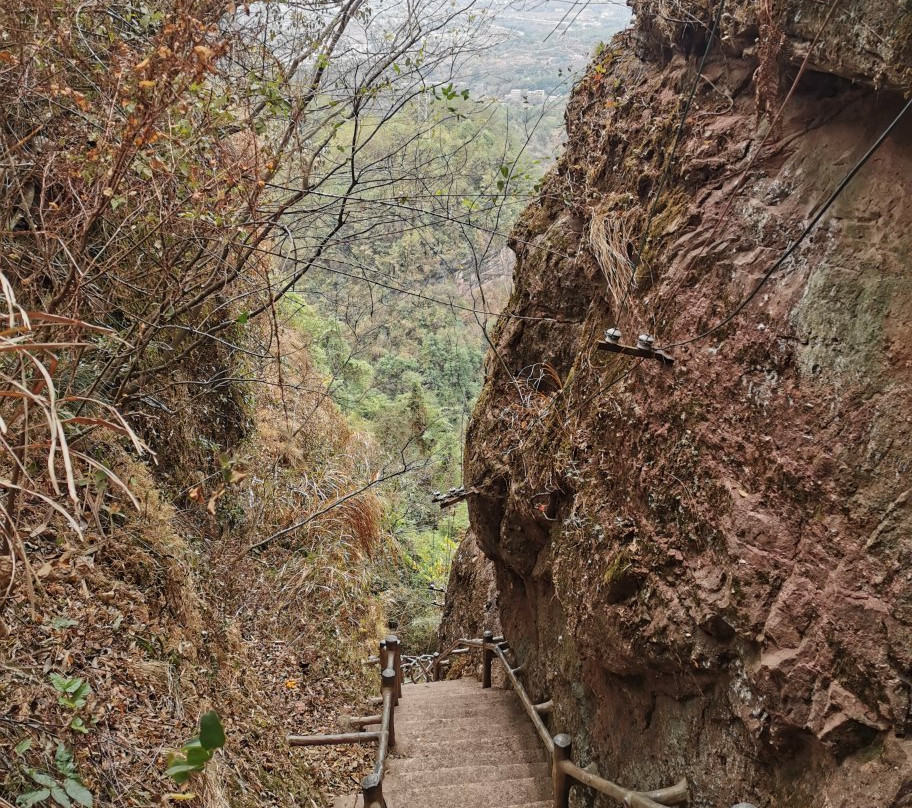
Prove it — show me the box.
[453,2,912,805]
[438,530,502,644]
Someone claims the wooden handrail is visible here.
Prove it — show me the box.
[289,636,403,808]
[371,671,396,775]
[492,643,554,753]
[560,757,688,808]
[434,634,690,808]
[288,731,382,747]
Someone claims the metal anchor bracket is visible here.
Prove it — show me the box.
[431,486,477,509]
[597,329,674,366]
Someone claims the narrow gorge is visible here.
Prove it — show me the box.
[444,2,912,806]
[3,1,911,805]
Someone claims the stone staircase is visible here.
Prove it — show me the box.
[332,678,551,808]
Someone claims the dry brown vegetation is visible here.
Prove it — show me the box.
[0,0,492,804]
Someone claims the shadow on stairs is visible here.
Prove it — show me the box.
[332,678,551,808]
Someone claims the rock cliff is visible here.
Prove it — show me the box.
[453,2,912,805]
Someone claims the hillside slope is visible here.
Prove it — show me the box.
[456,2,912,805]
[1,326,385,807]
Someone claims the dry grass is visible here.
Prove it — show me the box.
[589,208,635,310]
[0,272,150,616]
[1,322,390,807]
[588,199,641,310]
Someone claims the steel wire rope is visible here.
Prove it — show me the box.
[669,0,842,293]
[656,92,912,351]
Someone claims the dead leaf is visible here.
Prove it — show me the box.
[206,487,226,515]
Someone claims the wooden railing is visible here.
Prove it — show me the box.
[433,632,691,808]
[288,634,403,808]
[401,652,437,683]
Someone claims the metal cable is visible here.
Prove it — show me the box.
[657,93,912,351]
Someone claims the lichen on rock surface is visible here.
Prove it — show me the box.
[449,1,912,805]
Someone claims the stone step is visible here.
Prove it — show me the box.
[399,698,519,712]
[400,684,511,700]
[385,761,549,790]
[398,694,519,714]
[399,687,515,702]
[402,680,482,694]
[398,693,520,710]
[398,725,541,748]
[332,678,550,808]
[385,775,551,807]
[395,714,533,734]
[396,708,527,728]
[400,733,546,760]
[332,796,552,808]
[389,744,547,772]
[399,695,521,712]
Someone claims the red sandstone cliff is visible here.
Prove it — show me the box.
[450,2,912,805]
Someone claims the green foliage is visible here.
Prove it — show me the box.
[165,711,225,785]
[16,744,93,808]
[48,675,91,711]
[280,89,551,655]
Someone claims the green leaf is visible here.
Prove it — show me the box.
[48,673,69,692]
[198,711,225,750]
[16,789,50,807]
[49,784,71,808]
[68,717,89,734]
[54,678,91,710]
[63,779,92,808]
[28,772,56,788]
[165,763,203,784]
[15,738,32,756]
[235,311,249,325]
[184,745,212,766]
[50,617,77,630]
[54,744,76,777]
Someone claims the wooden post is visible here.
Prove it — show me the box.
[381,668,396,748]
[378,639,387,670]
[553,733,572,808]
[385,635,402,699]
[482,630,494,689]
[432,651,441,681]
[362,772,385,808]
